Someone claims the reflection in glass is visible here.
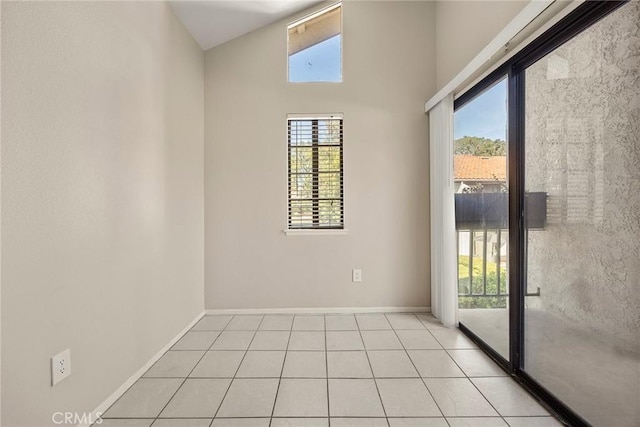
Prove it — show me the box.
[524,2,640,425]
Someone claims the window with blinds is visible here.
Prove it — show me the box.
[288,115,344,229]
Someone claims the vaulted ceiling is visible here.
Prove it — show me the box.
[168,1,322,51]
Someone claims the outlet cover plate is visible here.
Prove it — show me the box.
[352,269,362,283]
[51,348,71,386]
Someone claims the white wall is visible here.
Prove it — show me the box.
[204,1,435,310]
[436,0,530,90]
[1,2,204,426]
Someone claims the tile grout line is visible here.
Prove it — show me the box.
[414,315,532,424]
[191,316,235,427]
[99,315,231,424]
[441,346,512,425]
[151,314,237,425]
[436,325,515,424]
[467,373,517,425]
[211,314,266,423]
[463,364,558,423]
[354,314,390,427]
[104,312,554,426]
[324,314,331,427]
[384,313,451,427]
[135,375,505,380]
[268,314,295,426]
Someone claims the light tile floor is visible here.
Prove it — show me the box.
[99,313,562,427]
[459,308,640,426]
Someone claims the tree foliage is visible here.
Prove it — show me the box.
[458,255,508,309]
[455,136,506,156]
[289,119,343,226]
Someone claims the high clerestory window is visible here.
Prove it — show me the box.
[287,115,344,230]
[288,3,342,83]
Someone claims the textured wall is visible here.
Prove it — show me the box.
[1,2,204,425]
[204,1,435,310]
[525,1,640,350]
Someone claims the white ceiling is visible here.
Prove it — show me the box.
[169,1,322,51]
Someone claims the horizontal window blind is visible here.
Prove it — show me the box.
[288,116,344,229]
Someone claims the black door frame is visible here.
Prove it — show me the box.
[453,2,628,425]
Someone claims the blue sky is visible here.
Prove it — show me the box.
[289,35,341,82]
[289,36,506,142]
[454,79,508,141]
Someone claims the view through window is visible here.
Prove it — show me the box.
[288,115,344,229]
[288,4,342,83]
[454,80,508,308]
[454,78,510,359]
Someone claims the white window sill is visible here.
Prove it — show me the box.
[284,229,349,236]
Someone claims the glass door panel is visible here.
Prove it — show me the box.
[454,78,510,360]
[523,2,640,425]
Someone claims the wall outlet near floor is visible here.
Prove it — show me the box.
[51,348,71,386]
[352,269,362,283]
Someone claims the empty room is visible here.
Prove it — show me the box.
[1,0,638,426]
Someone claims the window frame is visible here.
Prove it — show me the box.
[286,2,343,84]
[285,113,347,235]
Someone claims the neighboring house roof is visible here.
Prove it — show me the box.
[454,155,506,182]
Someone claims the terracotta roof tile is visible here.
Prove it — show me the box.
[454,155,506,182]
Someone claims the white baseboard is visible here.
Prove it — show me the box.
[205,306,431,315]
[79,310,205,427]
[79,306,431,426]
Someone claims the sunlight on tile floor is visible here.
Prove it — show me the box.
[98,313,562,427]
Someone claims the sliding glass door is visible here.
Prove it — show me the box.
[454,78,510,360]
[523,2,640,425]
[453,2,638,425]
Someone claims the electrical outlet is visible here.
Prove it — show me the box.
[352,269,362,283]
[51,348,71,386]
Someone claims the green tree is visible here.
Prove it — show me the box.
[289,118,343,226]
[455,136,506,156]
[458,255,508,309]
